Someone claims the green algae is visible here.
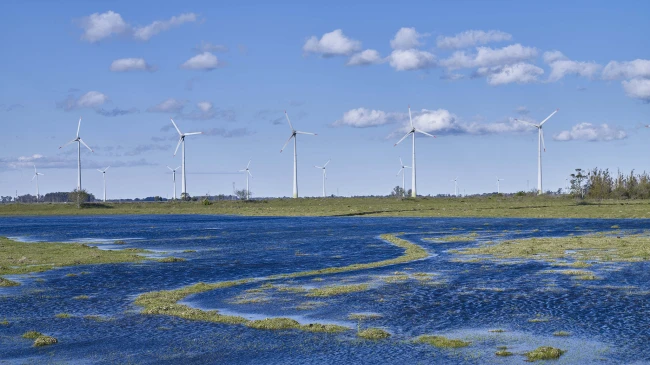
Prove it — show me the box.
[415,335,470,348]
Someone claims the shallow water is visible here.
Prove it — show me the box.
[1,215,649,364]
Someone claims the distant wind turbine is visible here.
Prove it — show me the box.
[396,157,411,198]
[451,177,459,196]
[394,106,436,198]
[496,176,504,194]
[31,165,44,201]
[238,159,253,200]
[515,109,559,195]
[97,166,110,202]
[167,165,181,200]
[314,159,330,197]
[171,118,202,198]
[59,117,93,190]
[280,111,317,198]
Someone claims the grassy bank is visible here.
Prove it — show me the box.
[2,196,650,218]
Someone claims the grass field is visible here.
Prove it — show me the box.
[1,196,650,218]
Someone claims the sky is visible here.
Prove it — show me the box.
[1,0,649,199]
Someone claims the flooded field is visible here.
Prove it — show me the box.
[1,215,649,364]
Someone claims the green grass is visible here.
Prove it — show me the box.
[357,328,391,340]
[553,331,571,336]
[157,257,186,263]
[3,196,650,218]
[306,284,370,297]
[423,233,478,243]
[73,295,89,300]
[55,313,72,319]
[348,313,383,320]
[245,318,348,333]
[525,346,565,361]
[415,335,471,348]
[22,331,43,339]
[33,335,58,347]
[495,350,513,356]
[0,277,19,287]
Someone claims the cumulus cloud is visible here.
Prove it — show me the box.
[57,91,109,111]
[333,108,401,128]
[602,59,650,80]
[622,78,650,102]
[147,98,187,113]
[476,63,544,85]
[202,128,255,138]
[436,30,512,49]
[347,49,383,66]
[173,101,236,121]
[543,51,601,82]
[403,109,535,135]
[181,52,219,70]
[303,29,361,57]
[388,49,436,71]
[441,44,538,70]
[553,123,627,142]
[133,13,198,41]
[79,11,129,43]
[193,41,228,53]
[516,106,529,115]
[110,58,156,72]
[95,107,139,117]
[390,27,428,50]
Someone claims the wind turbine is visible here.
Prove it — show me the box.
[280,111,317,198]
[496,176,504,194]
[59,117,93,190]
[167,165,181,200]
[394,106,436,198]
[515,109,559,195]
[451,177,459,196]
[97,166,110,202]
[314,159,330,197]
[171,118,202,198]
[238,159,253,200]
[396,157,411,198]
[31,165,44,201]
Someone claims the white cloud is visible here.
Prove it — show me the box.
[197,101,213,112]
[333,108,400,128]
[602,59,650,80]
[133,13,198,41]
[553,123,627,141]
[347,49,383,66]
[516,106,529,115]
[110,58,156,72]
[388,49,436,71]
[404,109,535,135]
[303,29,361,57]
[79,11,129,43]
[477,63,544,85]
[57,91,109,111]
[390,27,427,50]
[543,51,601,82]
[147,98,187,113]
[181,52,219,70]
[0,154,153,169]
[194,41,228,53]
[441,44,538,70]
[436,30,512,49]
[622,78,650,102]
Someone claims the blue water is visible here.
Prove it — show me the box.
[1,215,649,364]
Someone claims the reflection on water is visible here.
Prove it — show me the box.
[0,215,649,364]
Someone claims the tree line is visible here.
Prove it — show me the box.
[571,168,650,200]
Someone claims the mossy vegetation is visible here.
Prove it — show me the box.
[33,335,58,347]
[158,257,186,263]
[246,318,348,333]
[524,346,565,361]
[55,313,72,318]
[73,295,89,300]
[415,335,471,348]
[348,313,383,320]
[306,283,369,297]
[553,331,571,336]
[495,350,513,356]
[423,233,479,243]
[357,328,391,340]
[22,331,43,339]
[114,240,126,245]
[0,277,19,287]
[488,329,506,333]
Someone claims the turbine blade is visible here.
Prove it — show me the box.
[167,165,173,171]
[324,159,330,167]
[176,166,181,171]
[34,165,37,173]
[284,111,294,131]
[514,118,540,128]
[296,131,316,135]
[238,169,246,172]
[408,105,413,128]
[184,132,202,136]
[76,117,82,138]
[314,166,322,169]
[394,131,412,146]
[170,118,182,135]
[399,157,403,166]
[31,175,36,181]
[79,138,93,152]
[247,159,251,169]
[60,139,76,149]
[539,109,559,126]
[174,138,182,156]
[38,173,44,176]
[97,169,103,173]
[280,134,294,152]
[248,170,253,178]
[397,167,403,176]
[415,129,436,138]
[105,166,110,172]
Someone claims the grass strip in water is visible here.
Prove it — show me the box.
[357,328,391,340]
[22,331,43,339]
[306,284,369,297]
[525,346,565,361]
[33,335,58,347]
[0,277,19,287]
[423,233,478,243]
[415,335,471,348]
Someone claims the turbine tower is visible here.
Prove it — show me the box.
[171,118,202,198]
[280,111,317,198]
[394,106,436,198]
[397,157,411,198]
[314,159,330,197]
[238,159,253,200]
[31,165,44,202]
[451,177,458,196]
[515,109,559,195]
[59,117,93,190]
[167,165,181,200]
[496,176,504,194]
[97,166,110,202]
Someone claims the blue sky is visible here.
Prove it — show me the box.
[1,0,649,199]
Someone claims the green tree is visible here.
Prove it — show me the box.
[570,169,587,199]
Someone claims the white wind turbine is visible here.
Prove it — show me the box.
[396,157,411,198]
[238,159,253,200]
[59,117,93,190]
[280,111,317,198]
[515,109,559,195]
[31,165,44,201]
[314,159,330,197]
[496,176,504,194]
[394,106,436,198]
[451,177,459,196]
[167,165,181,200]
[171,118,202,198]
[97,166,110,202]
